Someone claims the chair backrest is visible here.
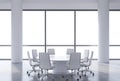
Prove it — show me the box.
[82,49,89,62]
[47,49,55,55]
[32,49,38,62]
[69,52,81,69]
[88,51,94,66]
[67,49,74,55]
[39,52,51,69]
[27,51,32,66]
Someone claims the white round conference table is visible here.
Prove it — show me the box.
[50,55,70,74]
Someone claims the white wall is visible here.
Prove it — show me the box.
[0,0,120,9]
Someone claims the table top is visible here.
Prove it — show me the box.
[50,55,70,61]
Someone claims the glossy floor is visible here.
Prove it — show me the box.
[0,60,120,81]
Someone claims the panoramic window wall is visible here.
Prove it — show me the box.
[76,11,98,59]
[110,11,120,59]
[46,11,74,56]
[23,11,45,58]
[0,11,120,59]
[0,11,99,59]
[23,11,120,59]
[0,11,11,59]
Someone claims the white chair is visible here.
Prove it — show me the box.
[27,51,40,76]
[80,51,94,76]
[32,49,39,62]
[66,49,74,55]
[47,49,55,55]
[39,52,54,79]
[82,49,89,63]
[67,52,81,79]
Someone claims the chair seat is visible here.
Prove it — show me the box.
[80,62,89,67]
[42,66,54,70]
[31,61,39,66]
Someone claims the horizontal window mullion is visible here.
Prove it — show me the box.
[1,45,120,46]
[109,45,120,46]
[76,45,98,46]
[0,45,11,46]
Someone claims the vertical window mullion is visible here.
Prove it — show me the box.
[45,11,47,52]
[74,11,76,52]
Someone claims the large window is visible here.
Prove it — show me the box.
[3,11,120,59]
[23,11,45,45]
[110,11,120,59]
[46,11,74,45]
[46,11,74,56]
[0,11,99,59]
[0,11,11,45]
[0,11,11,59]
[110,11,120,45]
[109,47,120,59]
[23,11,45,58]
[76,11,98,59]
[76,11,98,45]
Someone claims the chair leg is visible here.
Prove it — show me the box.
[27,70,33,76]
[84,67,94,76]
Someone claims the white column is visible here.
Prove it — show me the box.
[11,0,23,63]
[98,0,109,63]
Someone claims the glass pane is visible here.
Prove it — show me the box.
[76,46,98,59]
[23,11,45,45]
[110,11,120,45]
[76,11,98,45]
[47,46,74,56]
[47,11,74,45]
[110,47,120,59]
[0,47,11,59]
[0,11,11,45]
[23,46,45,59]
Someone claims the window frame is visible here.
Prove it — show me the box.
[0,10,120,59]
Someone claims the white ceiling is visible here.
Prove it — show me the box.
[0,0,120,9]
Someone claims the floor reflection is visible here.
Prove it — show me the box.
[0,61,118,81]
[11,63,23,81]
[98,63,109,81]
